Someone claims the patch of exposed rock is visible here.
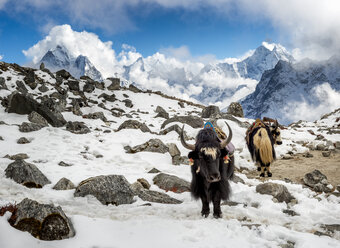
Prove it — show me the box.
[153,173,190,193]
[124,139,169,154]
[255,182,295,203]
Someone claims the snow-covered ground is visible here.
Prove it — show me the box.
[0,64,339,248]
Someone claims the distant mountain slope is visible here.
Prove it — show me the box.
[241,55,340,124]
[39,45,103,81]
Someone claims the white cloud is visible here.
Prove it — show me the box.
[0,54,3,60]
[22,24,118,78]
[283,83,340,123]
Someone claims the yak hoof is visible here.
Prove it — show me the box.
[259,173,265,177]
[201,211,210,218]
[267,172,272,177]
[213,212,222,219]
[257,167,261,171]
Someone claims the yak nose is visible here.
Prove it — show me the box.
[209,173,221,182]
[276,141,282,145]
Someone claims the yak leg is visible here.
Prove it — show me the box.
[212,190,222,218]
[259,166,265,177]
[267,165,272,177]
[200,193,210,218]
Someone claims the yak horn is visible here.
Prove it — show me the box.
[220,121,232,149]
[180,125,195,150]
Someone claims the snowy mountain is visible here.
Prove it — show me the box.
[39,45,103,81]
[241,55,340,124]
[0,61,340,247]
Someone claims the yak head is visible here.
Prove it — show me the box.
[270,120,282,145]
[180,122,232,183]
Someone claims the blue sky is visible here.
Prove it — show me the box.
[0,0,339,64]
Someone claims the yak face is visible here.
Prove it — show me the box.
[270,126,282,145]
[189,146,228,183]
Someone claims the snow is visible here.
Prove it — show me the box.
[0,66,340,248]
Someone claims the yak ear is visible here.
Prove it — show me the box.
[188,151,198,160]
[220,148,228,157]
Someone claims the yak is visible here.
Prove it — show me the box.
[246,122,278,177]
[180,122,234,218]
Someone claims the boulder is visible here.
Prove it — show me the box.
[83,112,107,122]
[161,116,204,129]
[227,102,244,117]
[58,161,72,167]
[148,168,161,173]
[56,69,71,79]
[124,139,169,154]
[117,120,151,133]
[122,99,133,108]
[5,160,51,188]
[28,111,49,126]
[5,153,29,160]
[159,124,189,140]
[74,175,134,205]
[11,198,75,240]
[53,178,75,190]
[128,84,143,93]
[0,77,8,90]
[16,80,28,93]
[107,78,121,90]
[201,105,221,118]
[322,151,331,157]
[65,121,90,134]
[66,80,80,91]
[23,69,37,90]
[231,174,245,184]
[155,106,169,119]
[137,178,151,189]
[167,143,181,157]
[83,82,95,93]
[19,122,45,132]
[98,93,116,102]
[153,173,190,193]
[6,93,66,127]
[38,84,49,93]
[131,182,182,204]
[303,170,332,193]
[255,182,295,203]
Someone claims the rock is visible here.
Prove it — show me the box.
[335,141,340,149]
[117,120,152,133]
[6,93,66,127]
[38,84,49,93]
[153,173,190,193]
[159,124,189,140]
[303,152,313,158]
[283,209,299,216]
[131,182,182,204]
[201,105,221,118]
[178,102,185,108]
[137,178,151,189]
[128,84,143,93]
[171,155,189,165]
[99,93,116,102]
[316,144,326,151]
[167,143,181,157]
[16,80,28,93]
[5,160,51,188]
[83,112,107,122]
[227,102,244,117]
[53,178,75,190]
[303,170,332,193]
[39,62,45,70]
[66,80,80,91]
[107,78,120,90]
[282,154,293,160]
[23,69,37,90]
[255,182,295,203]
[56,69,71,80]
[231,174,245,184]
[148,168,161,173]
[19,122,45,132]
[5,153,29,160]
[315,134,325,140]
[155,106,169,119]
[83,82,95,93]
[58,161,72,167]
[0,136,3,141]
[161,116,204,129]
[65,121,90,134]
[94,81,105,90]
[322,151,331,157]
[28,111,49,126]
[0,76,8,90]
[17,137,30,144]
[74,175,134,205]
[122,99,133,108]
[11,198,75,240]
[322,224,340,234]
[337,185,340,192]
[125,139,169,154]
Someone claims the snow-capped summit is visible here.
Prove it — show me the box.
[39,46,103,81]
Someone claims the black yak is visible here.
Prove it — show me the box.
[180,122,234,218]
[246,120,279,177]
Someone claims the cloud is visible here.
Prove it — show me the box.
[0,54,3,60]
[283,83,340,123]
[22,24,118,78]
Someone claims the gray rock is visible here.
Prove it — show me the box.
[137,178,151,189]
[337,185,340,192]
[131,182,182,204]
[83,112,107,122]
[171,155,189,165]
[66,80,79,91]
[282,154,293,160]
[125,139,169,154]
[19,122,45,132]
[117,120,152,133]
[12,198,75,240]
[6,93,66,127]
[155,106,169,119]
[283,209,299,216]
[161,116,204,129]
[178,102,185,108]
[128,84,143,93]
[39,62,45,70]
[256,182,295,203]
[167,143,181,157]
[74,175,134,205]
[58,161,72,167]
[38,84,49,93]
[28,111,49,126]
[122,99,133,108]
[231,174,245,184]
[316,144,326,151]
[99,93,116,102]
[201,105,221,118]
[94,81,105,90]
[65,121,90,134]
[303,170,331,192]
[107,78,120,90]
[23,69,37,90]
[5,153,29,160]
[322,151,331,157]
[5,160,51,188]
[53,178,75,190]
[16,80,28,93]
[56,69,71,79]
[335,141,340,150]
[227,102,244,117]
[159,124,190,140]
[0,77,8,90]
[303,152,313,158]
[153,173,190,193]
[83,82,95,93]
[0,136,3,141]
[148,168,161,173]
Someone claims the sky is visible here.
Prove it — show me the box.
[1,0,339,66]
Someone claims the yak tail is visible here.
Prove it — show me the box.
[253,128,273,165]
